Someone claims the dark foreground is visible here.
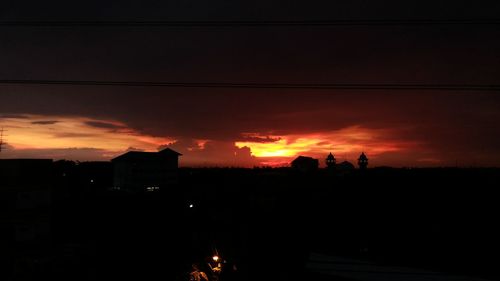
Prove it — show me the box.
[2,166,500,281]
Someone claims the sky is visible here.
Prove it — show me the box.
[1,1,500,167]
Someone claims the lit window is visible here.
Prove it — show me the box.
[146,186,160,192]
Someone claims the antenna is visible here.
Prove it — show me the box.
[0,128,6,153]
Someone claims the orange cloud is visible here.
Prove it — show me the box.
[0,115,175,159]
[236,126,420,166]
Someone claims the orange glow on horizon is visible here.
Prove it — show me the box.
[236,126,418,165]
[1,116,425,166]
[0,115,175,157]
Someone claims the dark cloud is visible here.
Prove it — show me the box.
[237,134,281,143]
[164,138,257,167]
[85,121,126,130]
[31,120,59,125]
[126,147,145,152]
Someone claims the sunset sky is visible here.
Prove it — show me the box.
[1,1,500,167]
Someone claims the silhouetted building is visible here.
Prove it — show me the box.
[291,156,319,172]
[358,152,369,170]
[111,148,182,192]
[337,161,355,171]
[326,153,336,170]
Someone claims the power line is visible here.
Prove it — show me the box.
[0,79,499,91]
[1,19,500,27]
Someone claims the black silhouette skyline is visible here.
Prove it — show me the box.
[2,156,500,281]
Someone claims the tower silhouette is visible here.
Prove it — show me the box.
[326,152,336,169]
[358,152,368,170]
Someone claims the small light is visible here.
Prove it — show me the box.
[213,256,219,262]
[189,204,194,208]
[90,179,94,183]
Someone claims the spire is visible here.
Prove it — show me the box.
[326,152,336,169]
[358,152,368,169]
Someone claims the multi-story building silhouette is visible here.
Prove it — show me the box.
[112,148,182,192]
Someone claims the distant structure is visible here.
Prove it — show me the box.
[358,152,369,170]
[325,152,336,170]
[291,156,319,173]
[111,148,182,192]
[337,161,355,171]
